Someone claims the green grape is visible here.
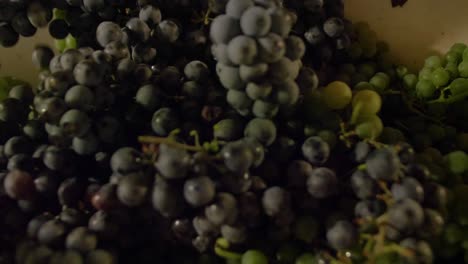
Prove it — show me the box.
[318,130,337,148]
[276,243,301,264]
[369,73,389,92]
[347,42,363,60]
[339,64,356,75]
[351,73,367,86]
[403,73,418,90]
[241,250,268,264]
[451,43,467,54]
[293,215,319,243]
[352,89,382,115]
[416,79,437,99]
[458,61,468,77]
[53,8,66,20]
[463,47,468,61]
[445,50,462,63]
[396,66,408,78]
[65,35,77,50]
[431,68,450,87]
[321,81,352,110]
[425,55,444,68]
[445,61,459,79]
[358,63,376,79]
[449,78,468,95]
[457,133,468,151]
[419,67,433,81]
[444,151,468,174]
[354,81,375,92]
[55,39,66,53]
[355,114,383,139]
[295,253,316,264]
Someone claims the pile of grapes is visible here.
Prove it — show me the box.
[1,0,468,263]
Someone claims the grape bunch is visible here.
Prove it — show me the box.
[210,0,306,119]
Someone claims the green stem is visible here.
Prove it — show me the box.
[138,136,205,152]
[350,101,363,125]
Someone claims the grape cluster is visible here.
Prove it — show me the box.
[210,0,306,119]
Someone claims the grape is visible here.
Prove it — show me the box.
[4,170,35,200]
[49,250,83,264]
[125,18,150,43]
[351,170,376,199]
[431,68,450,87]
[38,219,67,246]
[48,19,69,39]
[24,245,53,264]
[193,215,219,236]
[205,192,238,225]
[369,73,389,92]
[262,186,290,216]
[306,167,337,198]
[151,108,180,136]
[210,15,241,44]
[85,250,115,264]
[402,73,418,90]
[64,85,94,110]
[226,0,254,19]
[152,178,184,218]
[391,177,424,202]
[400,239,433,264]
[425,55,443,69]
[244,118,277,146]
[104,40,130,60]
[387,198,424,233]
[214,118,243,141]
[355,114,383,140]
[323,17,344,38]
[242,137,265,167]
[240,64,269,82]
[216,63,246,90]
[27,2,51,28]
[365,148,400,181]
[274,79,300,105]
[184,61,209,82]
[60,109,91,137]
[252,100,279,118]
[268,57,294,83]
[459,61,468,77]
[117,172,150,207]
[156,20,180,43]
[297,67,319,92]
[110,147,142,174]
[302,136,330,165]
[285,36,305,60]
[321,81,352,110]
[444,151,468,174]
[66,227,97,253]
[287,160,313,188]
[326,221,357,250]
[155,144,191,179]
[139,5,162,25]
[221,224,247,244]
[355,200,384,218]
[32,45,54,69]
[416,80,437,99]
[12,12,36,37]
[304,26,325,45]
[445,61,459,79]
[135,84,162,111]
[184,176,216,207]
[245,82,272,100]
[27,213,54,238]
[0,22,19,47]
[72,133,99,155]
[221,140,254,173]
[257,33,286,63]
[74,60,104,87]
[269,7,293,37]
[240,6,271,37]
[227,35,258,65]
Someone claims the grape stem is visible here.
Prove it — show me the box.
[138,136,205,152]
[214,238,242,260]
